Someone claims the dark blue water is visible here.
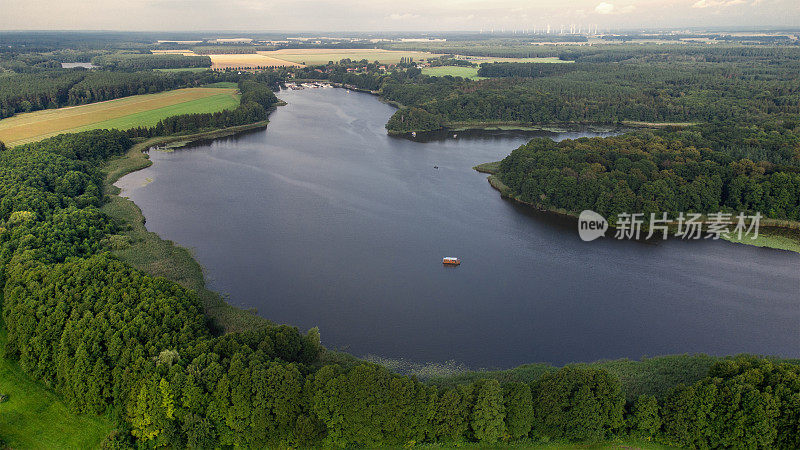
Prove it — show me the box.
[117,88,800,369]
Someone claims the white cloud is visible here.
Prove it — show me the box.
[595,2,615,14]
[692,0,747,8]
[594,2,633,15]
[387,13,421,20]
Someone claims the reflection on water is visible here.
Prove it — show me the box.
[117,88,800,369]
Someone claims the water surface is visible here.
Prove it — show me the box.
[117,88,800,368]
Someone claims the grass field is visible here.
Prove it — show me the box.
[0,87,240,147]
[422,66,485,80]
[0,327,113,449]
[155,67,211,72]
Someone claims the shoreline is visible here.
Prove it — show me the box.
[474,162,800,254]
[290,81,637,135]
[99,90,797,379]
[102,120,278,334]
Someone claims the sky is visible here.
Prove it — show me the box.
[1,0,798,32]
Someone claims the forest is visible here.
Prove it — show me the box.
[91,53,212,71]
[494,124,800,223]
[0,35,799,447]
[380,57,800,131]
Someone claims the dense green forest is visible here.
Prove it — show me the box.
[477,61,578,78]
[494,124,800,223]
[380,59,800,130]
[91,53,212,71]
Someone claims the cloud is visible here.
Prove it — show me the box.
[594,2,634,15]
[595,2,615,14]
[692,0,746,8]
[387,12,421,20]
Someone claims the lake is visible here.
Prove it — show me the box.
[117,87,800,369]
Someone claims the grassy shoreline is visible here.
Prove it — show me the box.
[102,121,277,333]
[474,162,800,254]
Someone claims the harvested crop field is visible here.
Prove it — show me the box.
[149,48,440,68]
[257,49,441,65]
[0,87,240,147]
[206,53,304,69]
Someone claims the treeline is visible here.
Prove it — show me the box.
[386,41,800,63]
[91,53,212,70]
[191,45,274,55]
[495,124,800,222]
[477,61,578,78]
[0,131,798,447]
[126,79,278,138]
[328,71,384,91]
[382,56,800,132]
[0,70,221,119]
[385,107,444,133]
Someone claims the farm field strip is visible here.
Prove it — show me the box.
[421,66,486,80]
[205,53,304,69]
[0,87,239,146]
[152,48,443,68]
[257,49,442,65]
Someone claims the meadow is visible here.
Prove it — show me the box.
[0,87,240,146]
[0,328,113,449]
[155,67,211,72]
[421,65,485,80]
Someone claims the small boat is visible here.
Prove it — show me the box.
[453,134,458,138]
[434,165,439,169]
[411,131,417,137]
[442,257,461,266]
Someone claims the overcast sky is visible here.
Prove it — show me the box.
[1,0,798,32]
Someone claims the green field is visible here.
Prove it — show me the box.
[203,81,239,88]
[0,87,240,147]
[70,93,239,133]
[0,327,113,449]
[155,67,211,72]
[422,65,485,80]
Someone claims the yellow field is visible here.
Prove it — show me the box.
[257,49,442,65]
[148,48,441,68]
[0,87,239,147]
[205,53,304,69]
